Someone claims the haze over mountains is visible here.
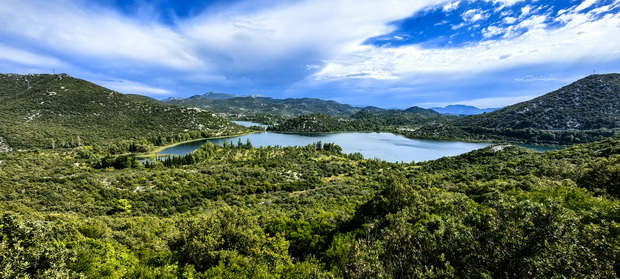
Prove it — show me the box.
[430,105,501,115]
[162,91,482,117]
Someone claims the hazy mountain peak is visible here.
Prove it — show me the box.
[431,104,501,115]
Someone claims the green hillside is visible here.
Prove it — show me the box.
[0,74,247,150]
[269,109,448,133]
[407,74,620,145]
[163,95,363,117]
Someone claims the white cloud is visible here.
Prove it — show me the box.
[488,0,526,7]
[520,5,532,18]
[462,9,487,22]
[451,22,467,30]
[443,1,461,12]
[95,79,172,96]
[181,0,450,70]
[314,6,620,81]
[515,75,557,82]
[1,0,619,106]
[501,14,548,38]
[0,0,452,94]
[503,16,518,24]
[0,1,202,70]
[0,44,65,68]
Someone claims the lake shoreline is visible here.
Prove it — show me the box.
[270,130,564,149]
[136,130,260,159]
[144,121,561,162]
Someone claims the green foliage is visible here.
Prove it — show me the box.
[0,214,80,278]
[463,74,620,130]
[268,110,451,133]
[0,74,248,150]
[405,123,620,145]
[1,130,620,277]
[163,95,362,118]
[408,74,620,145]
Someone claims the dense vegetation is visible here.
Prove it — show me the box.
[1,133,619,278]
[163,95,363,118]
[405,123,620,145]
[408,74,620,145]
[463,74,620,130]
[0,74,248,150]
[268,110,450,133]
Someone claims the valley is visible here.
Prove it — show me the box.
[0,73,619,278]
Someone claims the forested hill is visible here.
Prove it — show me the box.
[431,104,500,115]
[0,73,247,150]
[163,95,362,117]
[461,73,620,130]
[269,108,447,133]
[406,74,620,145]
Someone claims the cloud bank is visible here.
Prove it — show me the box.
[0,0,619,108]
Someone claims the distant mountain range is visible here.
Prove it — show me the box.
[0,74,246,149]
[431,105,501,115]
[163,92,263,102]
[162,91,444,118]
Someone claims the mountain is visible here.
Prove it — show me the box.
[406,74,620,145]
[431,104,500,115]
[404,106,442,116]
[200,92,239,100]
[269,109,448,133]
[462,74,620,130]
[0,73,246,150]
[163,96,361,117]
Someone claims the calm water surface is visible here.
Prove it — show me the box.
[159,131,491,162]
[157,122,558,163]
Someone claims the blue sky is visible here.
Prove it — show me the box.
[1,0,620,108]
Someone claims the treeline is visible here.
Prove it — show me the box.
[144,140,344,169]
[405,123,620,145]
[234,113,288,125]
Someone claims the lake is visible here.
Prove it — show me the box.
[155,122,559,162]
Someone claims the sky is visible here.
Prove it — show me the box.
[1,0,620,109]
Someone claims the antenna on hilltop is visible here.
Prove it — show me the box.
[593,69,596,75]
[53,68,55,75]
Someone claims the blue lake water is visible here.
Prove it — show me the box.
[154,121,560,162]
